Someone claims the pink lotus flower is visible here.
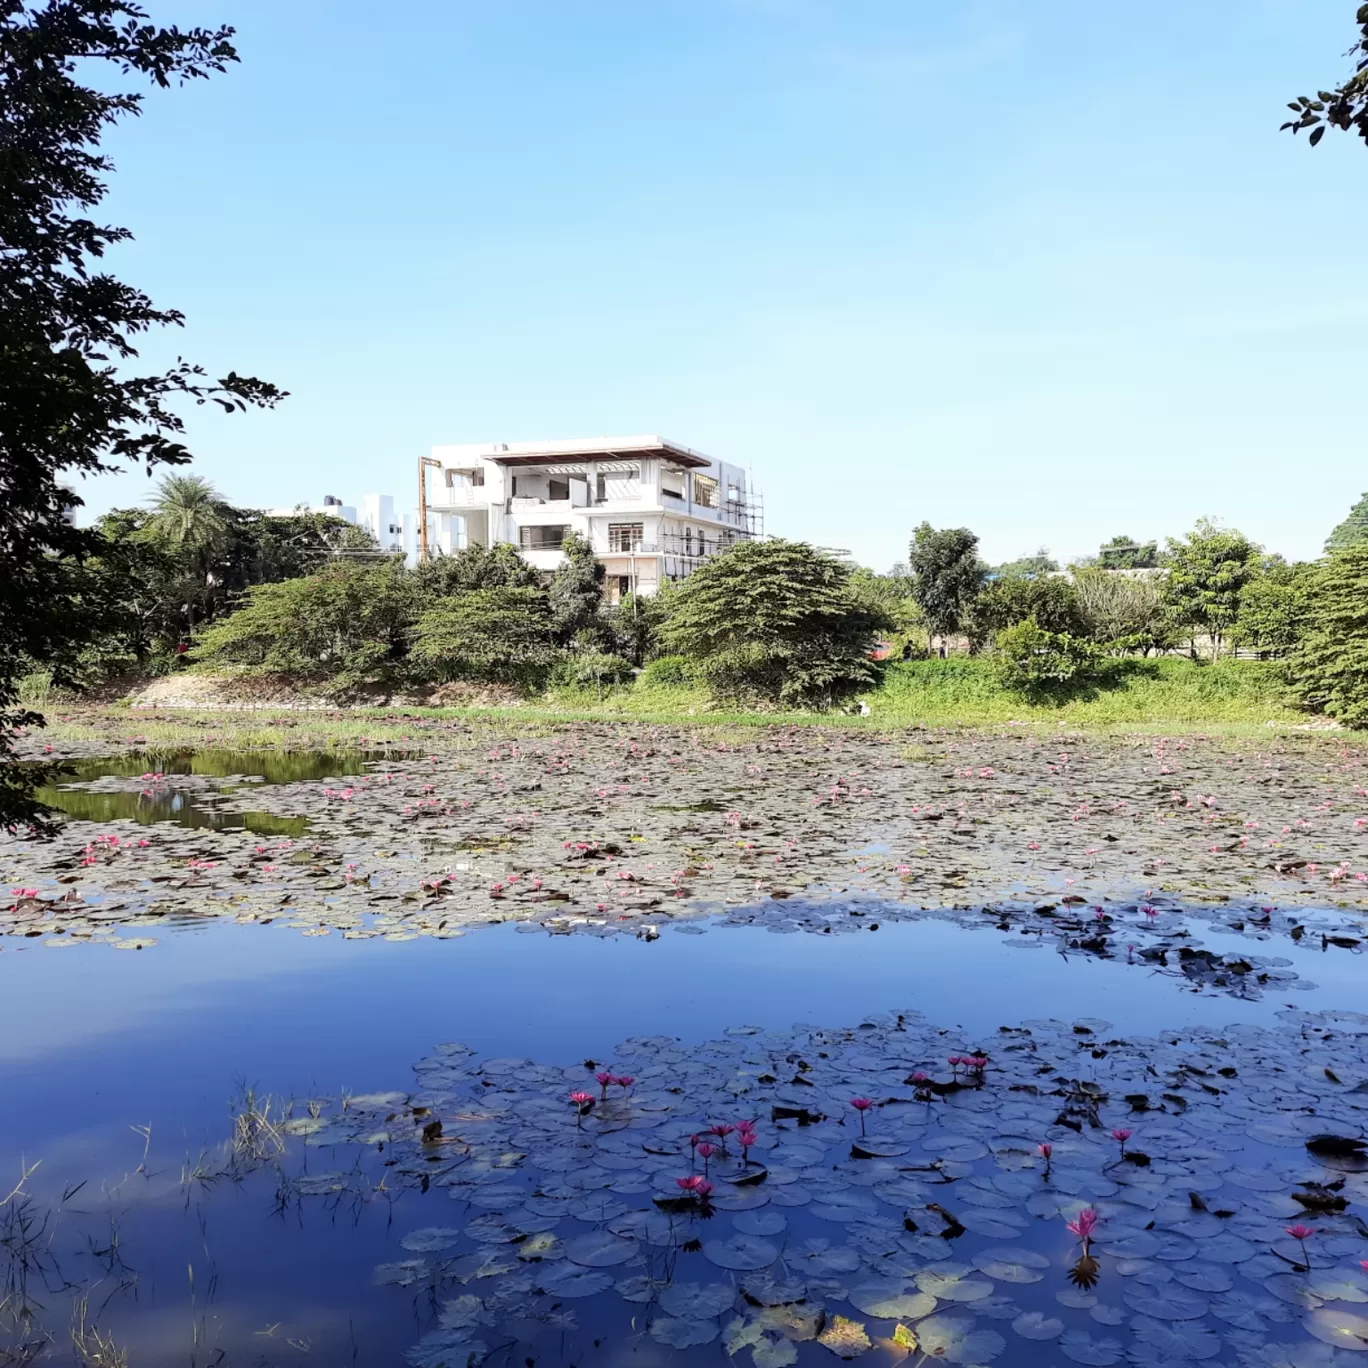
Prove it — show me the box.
[850,1097,874,1136]
[595,1070,615,1098]
[1286,1224,1315,1241]
[1038,1142,1052,1158]
[675,1174,702,1192]
[694,1179,714,1198]
[616,1075,635,1093]
[1111,1127,1132,1157]
[1066,1207,1099,1242]
[569,1090,593,1128]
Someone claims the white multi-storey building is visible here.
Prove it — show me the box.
[421,435,759,600]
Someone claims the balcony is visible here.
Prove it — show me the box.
[427,485,487,510]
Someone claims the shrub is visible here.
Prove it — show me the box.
[973,574,1085,639]
[411,586,556,686]
[638,655,694,688]
[1290,548,1368,727]
[661,539,887,709]
[994,618,1101,697]
[191,561,415,698]
[551,651,634,693]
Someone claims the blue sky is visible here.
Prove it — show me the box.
[85,0,1367,569]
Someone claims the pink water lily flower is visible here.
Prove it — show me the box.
[1066,1207,1099,1241]
[569,1091,594,1129]
[850,1097,874,1136]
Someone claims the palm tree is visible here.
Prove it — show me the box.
[143,474,232,633]
[144,473,230,557]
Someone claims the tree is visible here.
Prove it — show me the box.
[607,584,675,667]
[0,1,282,831]
[993,548,1058,578]
[848,567,923,639]
[972,574,1084,639]
[994,619,1100,699]
[907,523,986,648]
[1325,492,1368,552]
[549,531,605,644]
[191,561,413,698]
[1282,4,1368,148]
[1098,535,1159,570]
[1070,566,1171,652]
[141,472,232,630]
[1291,547,1368,727]
[661,539,887,708]
[1162,520,1260,657]
[411,587,556,685]
[1234,561,1317,658]
[411,543,541,600]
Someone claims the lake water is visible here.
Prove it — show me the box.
[3,751,1367,1366]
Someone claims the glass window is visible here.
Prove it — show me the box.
[519,525,567,550]
[694,474,719,509]
[608,523,644,552]
[548,478,569,501]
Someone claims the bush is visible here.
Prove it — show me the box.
[1290,548,1368,727]
[662,539,887,709]
[190,561,414,698]
[411,586,556,686]
[551,651,634,693]
[994,618,1101,697]
[973,574,1085,639]
[638,655,694,688]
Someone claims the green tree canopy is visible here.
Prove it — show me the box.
[191,561,412,698]
[1282,4,1368,148]
[1291,547,1368,726]
[0,0,282,829]
[549,531,606,644]
[907,523,986,644]
[1325,492,1368,553]
[1162,520,1261,655]
[1070,566,1171,652]
[662,539,887,708]
[1098,535,1160,570]
[992,548,1058,578]
[1235,561,1317,658]
[411,586,555,685]
[973,574,1084,638]
[411,543,541,600]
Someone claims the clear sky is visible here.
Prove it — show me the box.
[83,0,1367,570]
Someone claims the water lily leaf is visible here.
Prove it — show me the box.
[817,1315,871,1358]
[724,1316,767,1355]
[1058,1328,1125,1365]
[796,1240,862,1275]
[1309,1271,1368,1305]
[1122,1285,1210,1320]
[914,1313,1005,1364]
[972,1247,1049,1284]
[735,1211,788,1236]
[1129,1314,1223,1361]
[705,1235,780,1270]
[531,1264,614,1297]
[1012,1311,1063,1340]
[753,1335,800,1368]
[376,1259,429,1286]
[406,1329,489,1368]
[660,1282,738,1318]
[1305,1307,1368,1351]
[846,1282,935,1319]
[401,1227,464,1253]
[563,1230,637,1267]
[516,1230,561,1261]
[650,1315,720,1348]
[915,1265,994,1303]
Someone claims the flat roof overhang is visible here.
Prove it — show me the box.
[486,442,711,470]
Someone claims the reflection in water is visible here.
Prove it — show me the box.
[35,748,381,835]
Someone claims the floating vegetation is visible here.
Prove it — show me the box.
[217,1003,1368,1366]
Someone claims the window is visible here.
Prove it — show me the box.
[511,476,518,496]
[548,478,569,501]
[661,472,685,500]
[446,468,483,487]
[596,474,608,500]
[726,483,741,503]
[616,575,631,599]
[519,525,567,550]
[608,522,644,552]
[694,474,719,509]
[685,527,694,556]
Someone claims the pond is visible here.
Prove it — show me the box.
[2,731,1367,1366]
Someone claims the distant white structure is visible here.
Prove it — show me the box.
[421,436,761,601]
[261,494,417,562]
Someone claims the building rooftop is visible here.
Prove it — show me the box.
[431,435,715,470]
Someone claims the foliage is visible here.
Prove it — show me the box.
[907,523,986,643]
[1282,4,1368,148]
[0,1,282,830]
[637,655,694,688]
[993,619,1101,697]
[191,561,412,697]
[549,531,606,644]
[973,574,1084,638]
[662,539,887,708]
[411,587,555,685]
[1162,520,1261,655]
[849,567,923,639]
[1325,491,1368,552]
[1233,561,1316,657]
[1098,535,1159,570]
[411,543,541,600]
[551,651,634,694]
[992,548,1058,578]
[1290,547,1368,727]
[1070,567,1172,652]
[607,587,674,667]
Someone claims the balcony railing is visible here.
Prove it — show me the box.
[427,486,487,510]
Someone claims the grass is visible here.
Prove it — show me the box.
[28,657,1328,751]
